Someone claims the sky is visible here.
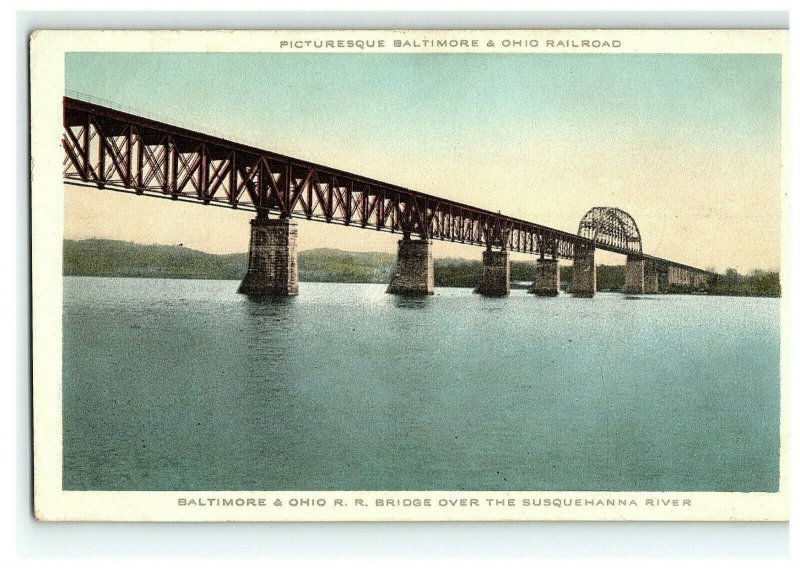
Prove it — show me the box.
[64,52,783,272]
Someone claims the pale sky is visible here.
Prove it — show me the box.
[64,53,782,272]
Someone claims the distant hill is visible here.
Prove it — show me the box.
[62,240,483,285]
[62,239,778,296]
[61,239,628,289]
[63,239,247,280]
[297,248,394,283]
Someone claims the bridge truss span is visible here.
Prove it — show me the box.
[578,207,642,256]
[62,97,592,261]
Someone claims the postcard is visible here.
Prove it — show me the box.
[31,29,788,521]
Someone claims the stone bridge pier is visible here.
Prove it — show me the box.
[657,268,670,292]
[475,248,510,297]
[238,216,299,297]
[571,249,596,298]
[624,256,645,294]
[386,234,434,295]
[529,258,560,296]
[644,260,659,294]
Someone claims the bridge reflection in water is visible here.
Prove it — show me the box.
[62,96,713,299]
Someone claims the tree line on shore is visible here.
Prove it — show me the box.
[63,239,780,297]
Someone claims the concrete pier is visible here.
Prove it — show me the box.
[530,258,560,296]
[387,237,434,295]
[571,250,596,298]
[475,249,510,297]
[644,260,659,294]
[238,217,299,297]
[624,256,645,294]
[658,269,670,292]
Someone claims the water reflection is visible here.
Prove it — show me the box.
[242,294,298,306]
[390,295,430,310]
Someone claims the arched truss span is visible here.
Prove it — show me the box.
[577,207,642,254]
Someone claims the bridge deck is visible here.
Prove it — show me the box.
[62,96,710,274]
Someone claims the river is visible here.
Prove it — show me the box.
[62,277,780,492]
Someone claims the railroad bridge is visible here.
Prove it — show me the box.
[62,96,712,298]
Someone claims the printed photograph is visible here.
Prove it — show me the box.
[35,31,786,520]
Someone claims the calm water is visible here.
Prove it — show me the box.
[62,277,780,492]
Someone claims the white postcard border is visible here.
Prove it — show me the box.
[31,29,790,522]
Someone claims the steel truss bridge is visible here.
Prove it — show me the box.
[62,96,711,276]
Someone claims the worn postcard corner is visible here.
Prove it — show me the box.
[30,29,789,522]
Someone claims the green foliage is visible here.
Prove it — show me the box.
[701,268,781,297]
[297,248,394,283]
[596,265,626,292]
[433,259,481,287]
[63,240,780,297]
[510,261,535,282]
[63,239,246,280]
